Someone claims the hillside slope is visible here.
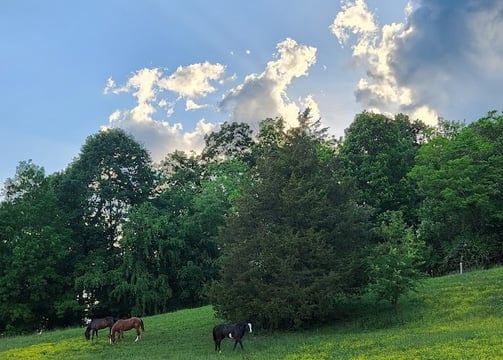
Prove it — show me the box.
[1,267,502,359]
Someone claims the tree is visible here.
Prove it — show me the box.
[409,112,503,273]
[0,162,76,333]
[337,112,428,223]
[176,160,250,306]
[367,211,426,309]
[202,122,255,165]
[57,128,155,317]
[210,115,371,330]
[111,202,176,316]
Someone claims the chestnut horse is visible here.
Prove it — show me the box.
[84,316,115,341]
[109,317,145,344]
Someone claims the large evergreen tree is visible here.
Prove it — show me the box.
[209,113,371,330]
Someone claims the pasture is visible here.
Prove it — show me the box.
[1,267,502,359]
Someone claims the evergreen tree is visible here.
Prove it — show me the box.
[209,114,370,330]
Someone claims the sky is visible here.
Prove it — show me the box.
[2,0,503,188]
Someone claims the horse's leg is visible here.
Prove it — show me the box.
[233,339,243,350]
[134,326,141,342]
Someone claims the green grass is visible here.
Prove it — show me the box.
[1,267,503,359]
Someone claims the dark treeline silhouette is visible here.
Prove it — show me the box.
[1,110,502,333]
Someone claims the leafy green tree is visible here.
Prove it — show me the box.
[367,211,426,308]
[56,128,155,317]
[338,112,428,222]
[409,112,503,273]
[177,160,251,304]
[0,162,76,333]
[202,122,255,165]
[210,115,371,330]
[111,202,177,316]
[122,147,251,312]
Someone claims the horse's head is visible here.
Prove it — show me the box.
[109,331,115,344]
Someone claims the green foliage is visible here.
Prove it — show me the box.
[409,111,503,273]
[57,128,156,317]
[210,115,371,330]
[120,151,251,312]
[202,121,255,165]
[3,107,503,336]
[366,211,426,307]
[111,202,175,316]
[337,111,428,222]
[0,164,76,332]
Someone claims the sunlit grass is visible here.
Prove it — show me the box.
[1,267,502,359]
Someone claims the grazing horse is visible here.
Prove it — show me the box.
[84,316,115,341]
[109,317,145,344]
[213,321,252,352]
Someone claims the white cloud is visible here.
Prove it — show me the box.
[158,62,225,99]
[104,65,223,161]
[332,0,503,125]
[107,112,215,161]
[330,0,438,125]
[105,38,319,161]
[185,99,207,111]
[330,0,377,46]
[219,38,318,130]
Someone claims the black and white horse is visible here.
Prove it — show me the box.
[212,321,253,352]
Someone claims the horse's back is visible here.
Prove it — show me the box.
[112,317,143,330]
[213,322,249,339]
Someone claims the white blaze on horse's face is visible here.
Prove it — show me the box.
[248,323,253,333]
[228,332,233,338]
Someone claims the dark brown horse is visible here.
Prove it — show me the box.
[84,316,115,341]
[109,317,145,344]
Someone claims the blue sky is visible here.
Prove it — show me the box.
[1,0,502,188]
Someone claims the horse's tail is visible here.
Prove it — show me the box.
[140,318,145,332]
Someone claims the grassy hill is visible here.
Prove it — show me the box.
[1,267,502,359]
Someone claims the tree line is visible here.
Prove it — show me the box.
[1,109,502,334]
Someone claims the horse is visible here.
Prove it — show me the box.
[109,317,145,344]
[84,316,115,341]
[212,321,252,352]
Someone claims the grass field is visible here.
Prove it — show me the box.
[1,267,502,359]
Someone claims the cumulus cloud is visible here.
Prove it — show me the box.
[158,62,225,98]
[105,38,318,161]
[331,0,503,125]
[219,38,317,130]
[104,112,214,161]
[103,66,222,161]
